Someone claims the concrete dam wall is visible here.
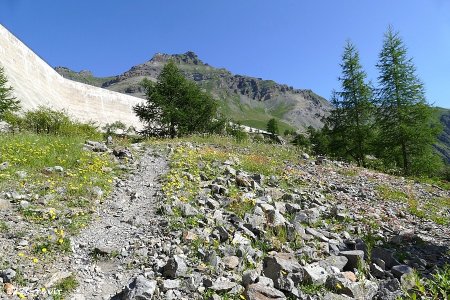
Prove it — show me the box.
[0,24,143,129]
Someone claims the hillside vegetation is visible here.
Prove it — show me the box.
[55,52,331,132]
[54,54,450,167]
[435,107,450,164]
[1,129,448,299]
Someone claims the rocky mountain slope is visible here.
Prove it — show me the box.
[1,136,449,299]
[55,53,450,166]
[55,52,332,132]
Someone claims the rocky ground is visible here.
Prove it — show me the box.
[1,139,449,299]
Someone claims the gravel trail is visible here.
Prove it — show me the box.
[69,147,167,299]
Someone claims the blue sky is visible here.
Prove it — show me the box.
[1,0,449,108]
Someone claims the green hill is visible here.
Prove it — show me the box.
[435,107,450,164]
[56,52,331,133]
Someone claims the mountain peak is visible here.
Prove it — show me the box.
[150,51,204,66]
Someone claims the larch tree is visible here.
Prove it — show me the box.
[0,66,20,120]
[133,60,218,138]
[325,41,374,166]
[266,118,279,135]
[375,27,442,175]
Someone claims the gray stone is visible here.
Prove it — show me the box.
[268,175,279,187]
[267,210,286,226]
[0,162,9,170]
[113,275,157,299]
[180,203,199,217]
[15,171,27,179]
[85,140,108,152]
[242,270,259,287]
[54,166,64,172]
[215,226,229,242]
[161,279,181,291]
[326,274,378,299]
[370,263,385,278]
[206,198,220,210]
[274,276,295,292]
[306,227,329,242]
[285,203,301,214]
[91,186,103,198]
[223,256,240,270]
[375,279,403,300]
[302,264,329,285]
[210,278,237,292]
[224,165,236,176]
[245,283,286,300]
[0,198,10,210]
[162,255,188,278]
[204,250,219,267]
[373,258,386,270]
[371,247,399,269]
[339,250,365,271]
[210,184,228,195]
[263,253,302,276]
[324,293,353,300]
[251,174,265,185]
[1,269,16,282]
[257,276,274,287]
[232,232,251,245]
[44,271,73,289]
[236,174,252,188]
[113,147,133,160]
[263,253,303,290]
[391,265,413,278]
[165,289,182,300]
[19,200,30,209]
[319,255,348,272]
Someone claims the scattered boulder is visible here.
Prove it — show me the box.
[112,276,157,300]
[302,263,329,285]
[245,283,286,300]
[84,140,108,152]
[339,250,365,271]
[162,255,188,278]
[391,265,413,278]
[114,147,133,160]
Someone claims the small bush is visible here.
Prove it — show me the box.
[226,123,248,143]
[5,106,100,138]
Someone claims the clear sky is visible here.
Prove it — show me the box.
[1,0,449,108]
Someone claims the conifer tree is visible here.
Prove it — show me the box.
[266,118,279,135]
[325,41,374,166]
[134,60,218,138]
[0,66,20,120]
[375,27,442,175]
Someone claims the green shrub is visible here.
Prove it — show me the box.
[226,123,248,143]
[4,106,100,139]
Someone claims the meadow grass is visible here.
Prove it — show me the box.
[0,132,117,265]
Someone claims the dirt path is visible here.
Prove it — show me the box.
[68,147,167,299]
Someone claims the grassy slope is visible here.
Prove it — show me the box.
[434,107,450,164]
[185,64,299,133]
[56,62,311,134]
[55,67,114,87]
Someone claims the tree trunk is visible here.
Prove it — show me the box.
[401,141,408,175]
[169,122,176,139]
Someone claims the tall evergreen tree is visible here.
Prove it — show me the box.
[134,60,218,138]
[0,66,20,120]
[375,27,442,175]
[266,118,279,135]
[325,41,374,166]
